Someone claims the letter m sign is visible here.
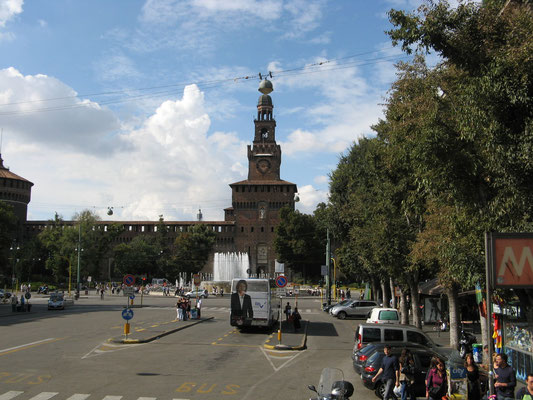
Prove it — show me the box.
[492,233,533,288]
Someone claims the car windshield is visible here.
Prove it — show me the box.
[50,295,63,301]
[337,300,351,306]
[379,310,399,320]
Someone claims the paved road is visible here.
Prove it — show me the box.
[1,293,374,400]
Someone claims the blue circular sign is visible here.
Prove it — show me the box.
[276,275,287,288]
[123,274,135,286]
[129,295,135,300]
[122,308,134,320]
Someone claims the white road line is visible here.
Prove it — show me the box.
[27,393,58,400]
[0,391,24,400]
[137,397,157,400]
[305,309,311,313]
[101,396,122,400]
[0,339,56,354]
[65,395,90,400]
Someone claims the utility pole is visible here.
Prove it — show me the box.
[77,223,81,296]
[326,229,331,305]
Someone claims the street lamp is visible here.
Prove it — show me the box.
[10,244,20,293]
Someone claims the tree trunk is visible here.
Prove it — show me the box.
[381,279,389,308]
[479,304,488,360]
[390,277,397,309]
[371,277,379,302]
[400,287,409,324]
[408,277,422,329]
[445,284,460,350]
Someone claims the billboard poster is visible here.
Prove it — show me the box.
[491,233,533,288]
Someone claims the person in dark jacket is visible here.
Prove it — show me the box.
[230,279,253,326]
[292,307,301,332]
[515,373,533,400]
[465,353,481,400]
[494,353,516,400]
[372,345,400,400]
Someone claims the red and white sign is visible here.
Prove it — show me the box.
[492,233,533,288]
[123,274,135,287]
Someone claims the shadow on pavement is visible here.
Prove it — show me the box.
[306,321,339,337]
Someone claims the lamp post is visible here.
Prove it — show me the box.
[76,224,83,297]
[10,243,20,293]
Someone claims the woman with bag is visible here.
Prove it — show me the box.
[464,353,481,400]
[426,357,447,400]
[399,348,416,400]
[292,307,301,332]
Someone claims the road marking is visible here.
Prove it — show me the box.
[260,346,305,372]
[101,396,122,400]
[65,395,90,400]
[0,391,24,400]
[28,392,58,400]
[137,397,157,400]
[0,339,60,357]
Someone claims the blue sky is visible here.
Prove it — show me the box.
[0,0,426,222]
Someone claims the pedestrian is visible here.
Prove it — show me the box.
[465,353,481,400]
[100,288,104,300]
[20,294,25,311]
[346,288,351,299]
[515,373,533,400]
[494,353,516,400]
[399,348,416,400]
[180,298,187,320]
[176,298,182,320]
[197,297,202,318]
[292,307,301,332]
[284,302,292,321]
[371,345,400,400]
[220,288,224,297]
[426,357,447,400]
[11,293,18,312]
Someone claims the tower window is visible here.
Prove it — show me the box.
[241,227,244,232]
[251,227,254,232]
[271,227,274,232]
[261,227,264,232]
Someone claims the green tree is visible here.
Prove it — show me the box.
[273,206,324,282]
[172,224,215,276]
[113,236,160,278]
[0,201,17,283]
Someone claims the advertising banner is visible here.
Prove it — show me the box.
[491,233,533,288]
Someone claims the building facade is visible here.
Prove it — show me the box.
[19,79,296,278]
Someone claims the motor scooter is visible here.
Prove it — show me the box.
[308,368,354,400]
[459,328,477,358]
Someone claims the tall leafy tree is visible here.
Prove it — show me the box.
[172,224,216,275]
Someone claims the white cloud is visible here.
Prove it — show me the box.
[0,0,23,27]
[93,52,142,83]
[314,175,328,185]
[295,184,328,214]
[0,67,121,155]
[4,75,247,221]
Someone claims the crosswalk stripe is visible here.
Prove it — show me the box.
[0,391,24,400]
[137,397,157,400]
[101,396,122,400]
[28,393,58,400]
[65,395,90,400]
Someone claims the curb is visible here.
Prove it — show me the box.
[113,316,214,344]
[263,320,308,351]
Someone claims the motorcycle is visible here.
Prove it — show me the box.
[308,367,354,400]
[459,329,477,358]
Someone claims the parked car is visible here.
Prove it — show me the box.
[330,299,379,319]
[353,342,428,375]
[48,293,65,310]
[361,344,460,398]
[366,307,400,324]
[0,289,12,299]
[354,323,440,351]
[184,289,208,299]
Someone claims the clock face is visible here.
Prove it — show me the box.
[262,130,269,139]
[257,159,271,174]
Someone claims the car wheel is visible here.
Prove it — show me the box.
[375,381,385,399]
[338,311,347,320]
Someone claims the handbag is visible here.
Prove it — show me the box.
[428,383,443,398]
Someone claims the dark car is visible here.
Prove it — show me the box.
[361,345,458,399]
[353,342,428,375]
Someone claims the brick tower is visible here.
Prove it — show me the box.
[226,79,298,275]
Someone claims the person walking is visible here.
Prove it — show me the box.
[494,353,516,400]
[372,345,400,400]
[399,348,416,400]
[292,307,301,332]
[515,373,533,400]
[197,297,202,318]
[11,293,18,312]
[426,357,447,400]
[284,302,292,321]
[465,353,481,400]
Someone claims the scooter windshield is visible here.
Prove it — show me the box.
[317,367,345,398]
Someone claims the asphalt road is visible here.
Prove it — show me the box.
[0,293,373,400]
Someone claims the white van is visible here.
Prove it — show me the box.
[354,323,438,351]
[366,308,400,324]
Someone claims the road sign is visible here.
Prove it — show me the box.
[275,275,287,288]
[122,308,134,321]
[123,274,135,286]
[193,274,201,286]
[129,294,135,300]
[24,292,31,299]
[123,286,135,296]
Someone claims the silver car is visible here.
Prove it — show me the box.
[330,299,378,319]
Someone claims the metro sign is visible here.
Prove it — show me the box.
[492,233,533,288]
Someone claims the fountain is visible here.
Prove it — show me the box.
[213,252,250,282]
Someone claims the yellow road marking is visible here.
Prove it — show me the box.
[212,343,259,348]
